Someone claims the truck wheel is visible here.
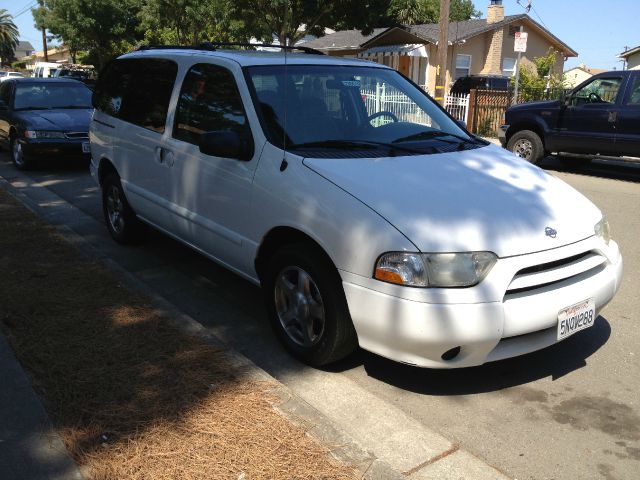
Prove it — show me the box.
[507,130,544,164]
[264,243,358,367]
[102,173,146,244]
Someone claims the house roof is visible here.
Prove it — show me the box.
[619,45,640,59]
[16,41,35,52]
[302,27,387,51]
[305,15,577,57]
[564,65,607,75]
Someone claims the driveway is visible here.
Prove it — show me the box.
[1,152,638,480]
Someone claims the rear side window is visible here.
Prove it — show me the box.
[93,58,178,133]
[173,63,250,145]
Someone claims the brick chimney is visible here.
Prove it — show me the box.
[487,0,505,24]
[480,0,505,75]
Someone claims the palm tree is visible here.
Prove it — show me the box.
[0,9,19,64]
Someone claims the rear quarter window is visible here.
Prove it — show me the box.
[93,57,178,133]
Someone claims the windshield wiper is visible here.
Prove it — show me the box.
[393,130,479,145]
[289,139,422,154]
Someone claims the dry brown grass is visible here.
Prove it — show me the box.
[0,187,356,480]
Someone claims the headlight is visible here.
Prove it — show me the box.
[25,130,66,139]
[594,217,611,245]
[374,251,497,288]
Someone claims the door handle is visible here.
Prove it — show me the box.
[154,146,164,164]
[608,111,618,123]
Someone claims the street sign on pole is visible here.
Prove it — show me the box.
[514,31,528,53]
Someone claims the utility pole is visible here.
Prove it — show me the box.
[435,0,451,106]
[37,0,48,61]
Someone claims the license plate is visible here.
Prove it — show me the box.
[82,142,91,153]
[557,298,595,340]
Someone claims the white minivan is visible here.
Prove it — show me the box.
[89,44,623,368]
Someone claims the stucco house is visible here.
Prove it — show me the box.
[303,0,577,94]
[563,64,607,88]
[619,45,640,70]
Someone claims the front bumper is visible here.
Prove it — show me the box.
[19,138,90,159]
[341,238,623,368]
[498,124,508,147]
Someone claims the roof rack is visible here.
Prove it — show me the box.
[136,42,325,55]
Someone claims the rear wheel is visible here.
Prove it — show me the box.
[507,130,544,164]
[102,173,146,244]
[264,243,358,367]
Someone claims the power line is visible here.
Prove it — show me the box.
[530,5,550,30]
[12,0,39,19]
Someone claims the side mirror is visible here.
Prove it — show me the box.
[199,130,253,161]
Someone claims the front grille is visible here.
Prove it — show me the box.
[505,250,606,297]
[64,131,89,140]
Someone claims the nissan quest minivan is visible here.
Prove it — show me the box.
[89,44,623,368]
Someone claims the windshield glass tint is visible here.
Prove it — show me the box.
[246,65,477,156]
[14,83,92,110]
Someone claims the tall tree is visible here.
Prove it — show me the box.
[388,0,480,25]
[32,1,49,61]
[0,9,19,64]
[43,0,142,69]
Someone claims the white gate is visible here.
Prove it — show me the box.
[443,92,470,124]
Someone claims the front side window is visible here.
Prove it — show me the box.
[93,58,178,133]
[246,65,481,158]
[455,54,471,79]
[174,63,250,145]
[571,77,622,106]
[14,83,92,110]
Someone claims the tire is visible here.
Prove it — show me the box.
[507,130,545,164]
[102,173,146,244]
[264,243,358,367]
[10,136,32,170]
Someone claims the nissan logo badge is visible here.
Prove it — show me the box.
[545,227,557,238]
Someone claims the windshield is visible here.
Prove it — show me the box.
[14,83,92,110]
[246,65,481,157]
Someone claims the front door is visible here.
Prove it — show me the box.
[166,61,259,274]
[554,76,623,155]
[615,74,640,157]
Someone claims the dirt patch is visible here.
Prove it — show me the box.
[0,187,356,480]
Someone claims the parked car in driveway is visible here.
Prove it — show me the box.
[500,70,640,163]
[90,44,622,369]
[450,75,509,95]
[0,78,93,170]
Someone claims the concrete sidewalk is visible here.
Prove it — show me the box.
[0,333,83,480]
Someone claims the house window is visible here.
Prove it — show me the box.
[455,54,471,79]
[502,57,516,77]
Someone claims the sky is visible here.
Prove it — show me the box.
[1,0,638,70]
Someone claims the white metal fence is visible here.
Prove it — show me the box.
[360,84,470,126]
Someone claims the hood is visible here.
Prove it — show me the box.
[508,99,561,112]
[303,144,601,258]
[15,108,92,132]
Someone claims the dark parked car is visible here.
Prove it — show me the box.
[450,75,510,95]
[0,78,93,170]
[499,70,640,163]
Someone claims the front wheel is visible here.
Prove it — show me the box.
[506,130,545,164]
[102,173,146,244]
[264,243,358,367]
[11,137,31,170]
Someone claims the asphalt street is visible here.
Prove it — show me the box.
[1,151,638,480]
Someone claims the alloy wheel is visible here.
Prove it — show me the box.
[105,185,125,234]
[274,266,326,347]
[512,138,533,160]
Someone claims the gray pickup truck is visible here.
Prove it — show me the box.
[499,70,640,163]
